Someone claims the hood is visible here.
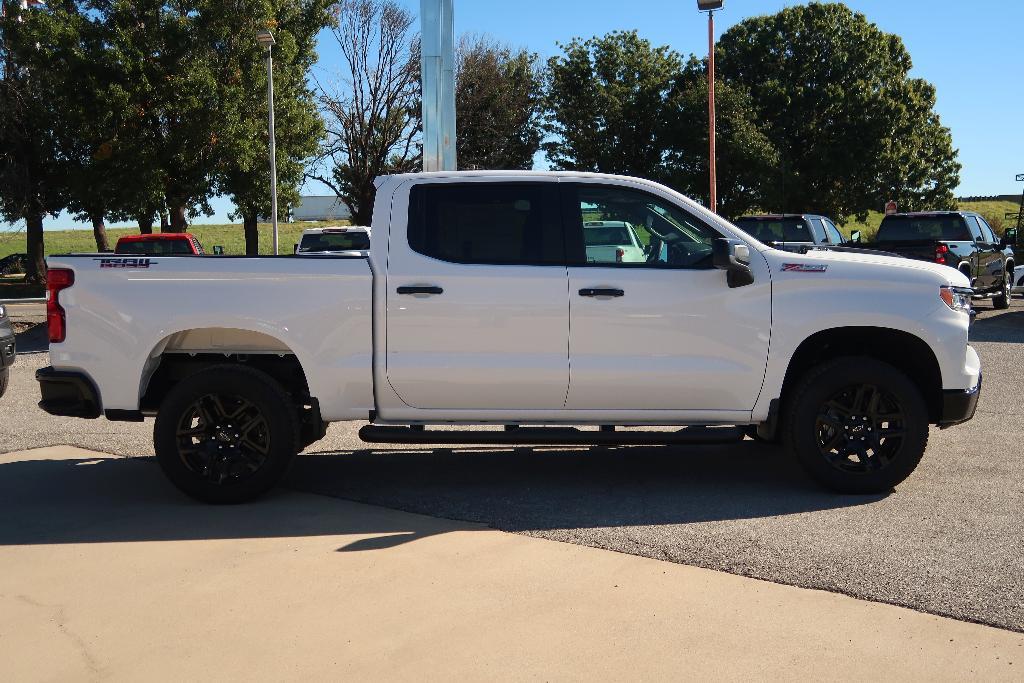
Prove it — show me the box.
[763,247,970,288]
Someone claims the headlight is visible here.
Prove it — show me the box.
[940,286,972,313]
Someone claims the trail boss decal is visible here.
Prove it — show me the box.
[94,257,155,269]
[782,263,828,273]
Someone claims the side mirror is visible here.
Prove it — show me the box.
[1003,228,1017,249]
[850,230,862,244]
[212,245,224,255]
[713,238,755,288]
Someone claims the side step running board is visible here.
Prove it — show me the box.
[358,425,743,446]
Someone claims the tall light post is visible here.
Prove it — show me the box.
[698,0,723,214]
[256,30,279,254]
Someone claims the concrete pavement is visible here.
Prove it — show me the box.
[0,446,1021,681]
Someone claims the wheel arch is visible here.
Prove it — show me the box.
[779,327,943,423]
[139,327,313,413]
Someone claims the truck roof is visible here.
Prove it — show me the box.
[300,225,370,236]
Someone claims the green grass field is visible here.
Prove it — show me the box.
[0,220,347,260]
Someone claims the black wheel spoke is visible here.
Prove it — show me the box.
[176,392,271,485]
[815,382,905,475]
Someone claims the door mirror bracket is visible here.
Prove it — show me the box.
[713,238,755,288]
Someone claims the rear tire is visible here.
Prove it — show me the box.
[154,365,300,503]
[784,357,929,494]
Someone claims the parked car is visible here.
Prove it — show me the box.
[733,214,853,253]
[0,304,14,399]
[583,221,646,263]
[37,171,980,503]
[861,212,1014,309]
[0,253,28,275]
[115,233,205,256]
[294,226,371,255]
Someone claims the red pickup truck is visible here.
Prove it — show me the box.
[115,234,205,256]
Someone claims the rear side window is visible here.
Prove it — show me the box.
[877,216,973,241]
[408,183,563,265]
[975,216,997,243]
[809,219,827,243]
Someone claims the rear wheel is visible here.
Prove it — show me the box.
[154,365,300,503]
[993,267,1012,310]
[785,357,929,494]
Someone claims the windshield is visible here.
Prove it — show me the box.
[734,217,811,243]
[298,231,370,252]
[876,216,971,241]
[583,224,633,247]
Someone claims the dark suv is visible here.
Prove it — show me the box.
[733,214,852,253]
[866,212,1015,309]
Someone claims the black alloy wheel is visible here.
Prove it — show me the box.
[155,365,299,503]
[786,357,929,494]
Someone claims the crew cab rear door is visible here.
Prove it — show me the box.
[561,181,771,412]
[383,179,570,409]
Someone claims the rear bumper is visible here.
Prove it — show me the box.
[36,367,101,418]
[938,373,981,428]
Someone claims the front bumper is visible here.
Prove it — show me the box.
[938,373,981,428]
[36,367,101,418]
[0,332,15,370]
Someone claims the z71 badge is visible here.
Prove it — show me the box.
[94,257,155,269]
[782,263,828,273]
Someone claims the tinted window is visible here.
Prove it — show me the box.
[963,216,984,241]
[975,216,997,243]
[809,218,827,243]
[408,183,563,265]
[116,240,195,255]
[298,231,370,252]
[567,184,720,268]
[876,216,973,242]
[822,219,847,244]
[733,217,812,243]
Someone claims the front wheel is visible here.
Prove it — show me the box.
[154,365,300,503]
[785,357,929,494]
[993,267,1012,310]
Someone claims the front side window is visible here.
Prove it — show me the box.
[822,219,847,244]
[566,184,720,268]
[976,216,997,244]
[408,183,563,265]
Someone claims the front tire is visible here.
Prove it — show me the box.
[993,267,1012,310]
[785,357,929,494]
[154,365,300,503]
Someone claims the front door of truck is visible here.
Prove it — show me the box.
[561,181,771,411]
[384,180,570,410]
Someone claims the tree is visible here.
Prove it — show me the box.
[210,0,331,254]
[456,35,543,170]
[0,1,66,282]
[543,31,680,179]
[312,0,420,226]
[662,59,779,218]
[716,2,960,220]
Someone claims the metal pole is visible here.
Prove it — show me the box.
[266,45,279,255]
[708,9,717,214]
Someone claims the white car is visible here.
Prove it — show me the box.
[584,221,646,263]
[37,171,980,503]
[1013,265,1024,296]
[294,226,371,256]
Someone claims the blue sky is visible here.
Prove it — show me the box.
[14,0,1024,230]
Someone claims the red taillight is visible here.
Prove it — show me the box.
[935,244,949,263]
[47,268,74,343]
[615,248,625,263]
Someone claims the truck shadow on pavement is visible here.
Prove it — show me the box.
[286,441,882,532]
[970,310,1024,344]
[0,443,880,548]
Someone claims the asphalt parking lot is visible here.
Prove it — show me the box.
[2,299,1022,632]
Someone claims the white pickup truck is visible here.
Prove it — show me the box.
[37,171,981,503]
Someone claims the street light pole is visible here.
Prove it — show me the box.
[697,1,723,214]
[257,30,279,255]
